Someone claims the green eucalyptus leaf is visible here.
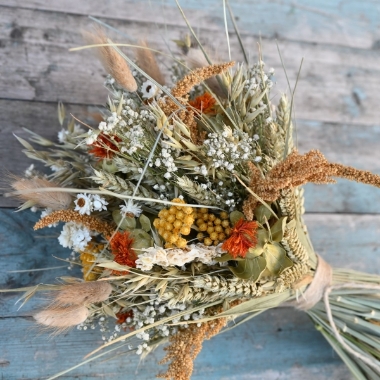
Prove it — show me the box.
[229,256,266,281]
[229,259,254,280]
[254,204,273,224]
[263,242,293,275]
[112,210,137,230]
[257,228,269,247]
[270,217,287,243]
[215,253,234,262]
[139,214,151,232]
[251,256,267,281]
[230,210,245,226]
[246,246,264,258]
[130,229,153,251]
[215,253,246,262]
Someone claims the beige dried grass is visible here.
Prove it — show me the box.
[84,28,137,92]
[9,177,72,210]
[51,281,113,307]
[34,305,89,329]
[135,39,165,85]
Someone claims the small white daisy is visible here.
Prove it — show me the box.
[91,194,108,212]
[141,80,158,99]
[120,200,143,217]
[74,193,93,215]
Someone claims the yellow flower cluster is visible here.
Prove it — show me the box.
[80,241,105,281]
[153,198,194,249]
[195,209,231,246]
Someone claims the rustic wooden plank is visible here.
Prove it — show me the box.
[0,6,380,125]
[0,99,100,207]
[0,2,379,379]
[0,309,350,380]
[4,210,375,379]
[1,0,379,49]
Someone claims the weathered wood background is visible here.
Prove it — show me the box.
[1,0,380,379]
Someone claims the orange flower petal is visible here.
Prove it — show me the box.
[221,218,258,258]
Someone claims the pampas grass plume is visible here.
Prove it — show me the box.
[135,39,165,85]
[34,306,89,329]
[84,28,137,92]
[9,177,72,210]
[52,281,113,306]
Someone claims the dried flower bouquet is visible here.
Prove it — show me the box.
[4,3,380,379]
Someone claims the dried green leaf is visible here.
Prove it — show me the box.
[263,242,293,275]
[130,229,153,250]
[230,210,244,225]
[139,214,151,232]
[112,210,136,230]
[215,252,245,262]
[229,256,266,281]
[254,204,273,224]
[270,216,287,243]
[246,246,264,258]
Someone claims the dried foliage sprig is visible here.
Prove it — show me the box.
[158,313,226,380]
[171,61,235,98]
[34,209,115,236]
[243,149,380,220]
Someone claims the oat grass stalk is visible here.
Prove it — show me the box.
[6,186,220,210]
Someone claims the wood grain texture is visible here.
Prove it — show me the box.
[1,1,380,379]
[0,3,379,125]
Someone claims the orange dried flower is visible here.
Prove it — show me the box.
[88,133,121,159]
[189,92,216,115]
[221,218,258,258]
[116,309,134,325]
[109,231,137,274]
